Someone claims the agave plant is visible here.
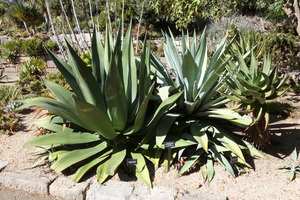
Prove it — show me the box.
[149,29,263,181]
[228,31,267,64]
[224,52,289,147]
[13,25,181,186]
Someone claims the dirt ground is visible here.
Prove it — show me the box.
[0,75,300,200]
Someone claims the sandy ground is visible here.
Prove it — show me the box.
[1,73,300,199]
[0,108,300,200]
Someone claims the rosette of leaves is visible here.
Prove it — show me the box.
[149,28,263,181]
[224,52,289,147]
[228,31,267,64]
[277,148,300,181]
[12,25,181,186]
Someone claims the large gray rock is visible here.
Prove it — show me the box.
[130,186,177,200]
[49,176,90,200]
[176,190,228,200]
[0,160,8,172]
[0,169,57,195]
[86,179,134,200]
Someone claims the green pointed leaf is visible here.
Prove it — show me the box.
[131,152,152,186]
[13,97,84,128]
[74,151,111,182]
[91,26,106,88]
[45,48,84,100]
[24,132,100,147]
[147,91,183,126]
[156,113,179,147]
[31,116,73,133]
[191,123,209,152]
[51,142,108,172]
[210,145,236,177]
[180,149,204,174]
[105,148,126,175]
[105,58,128,131]
[74,96,118,140]
[207,156,215,181]
[132,83,155,133]
[66,39,105,108]
[43,79,74,107]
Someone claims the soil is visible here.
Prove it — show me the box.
[1,74,300,200]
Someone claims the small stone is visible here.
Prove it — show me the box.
[0,169,57,195]
[0,160,9,172]
[49,176,90,200]
[176,190,228,200]
[86,179,134,200]
[130,186,177,200]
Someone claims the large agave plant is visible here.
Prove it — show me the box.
[224,52,289,147]
[149,29,263,181]
[13,25,181,186]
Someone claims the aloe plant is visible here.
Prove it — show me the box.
[224,52,289,147]
[228,31,267,64]
[149,29,263,181]
[277,148,300,181]
[13,25,181,186]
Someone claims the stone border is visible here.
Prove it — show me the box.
[0,160,227,200]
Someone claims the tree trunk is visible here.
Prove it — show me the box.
[88,0,94,28]
[81,0,92,39]
[106,0,112,33]
[22,21,30,34]
[114,0,117,32]
[45,0,66,60]
[121,0,124,42]
[70,0,89,51]
[135,0,146,55]
[294,0,300,35]
[59,0,82,52]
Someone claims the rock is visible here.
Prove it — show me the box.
[130,186,177,200]
[86,179,134,200]
[0,169,57,195]
[176,190,228,200]
[49,176,90,200]
[0,160,9,172]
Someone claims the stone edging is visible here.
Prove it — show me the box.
[0,160,227,200]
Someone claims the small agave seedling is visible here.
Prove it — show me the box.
[277,148,300,181]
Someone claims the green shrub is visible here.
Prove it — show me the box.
[265,32,300,70]
[13,25,180,186]
[44,40,58,52]
[21,38,44,57]
[150,28,263,181]
[0,39,22,62]
[45,72,68,88]
[224,53,288,147]
[0,104,20,135]
[18,58,46,95]
[0,85,22,104]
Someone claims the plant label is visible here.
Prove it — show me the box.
[164,141,175,148]
[126,159,137,166]
[230,156,238,164]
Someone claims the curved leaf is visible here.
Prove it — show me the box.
[24,132,100,147]
[74,96,118,140]
[51,142,108,172]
